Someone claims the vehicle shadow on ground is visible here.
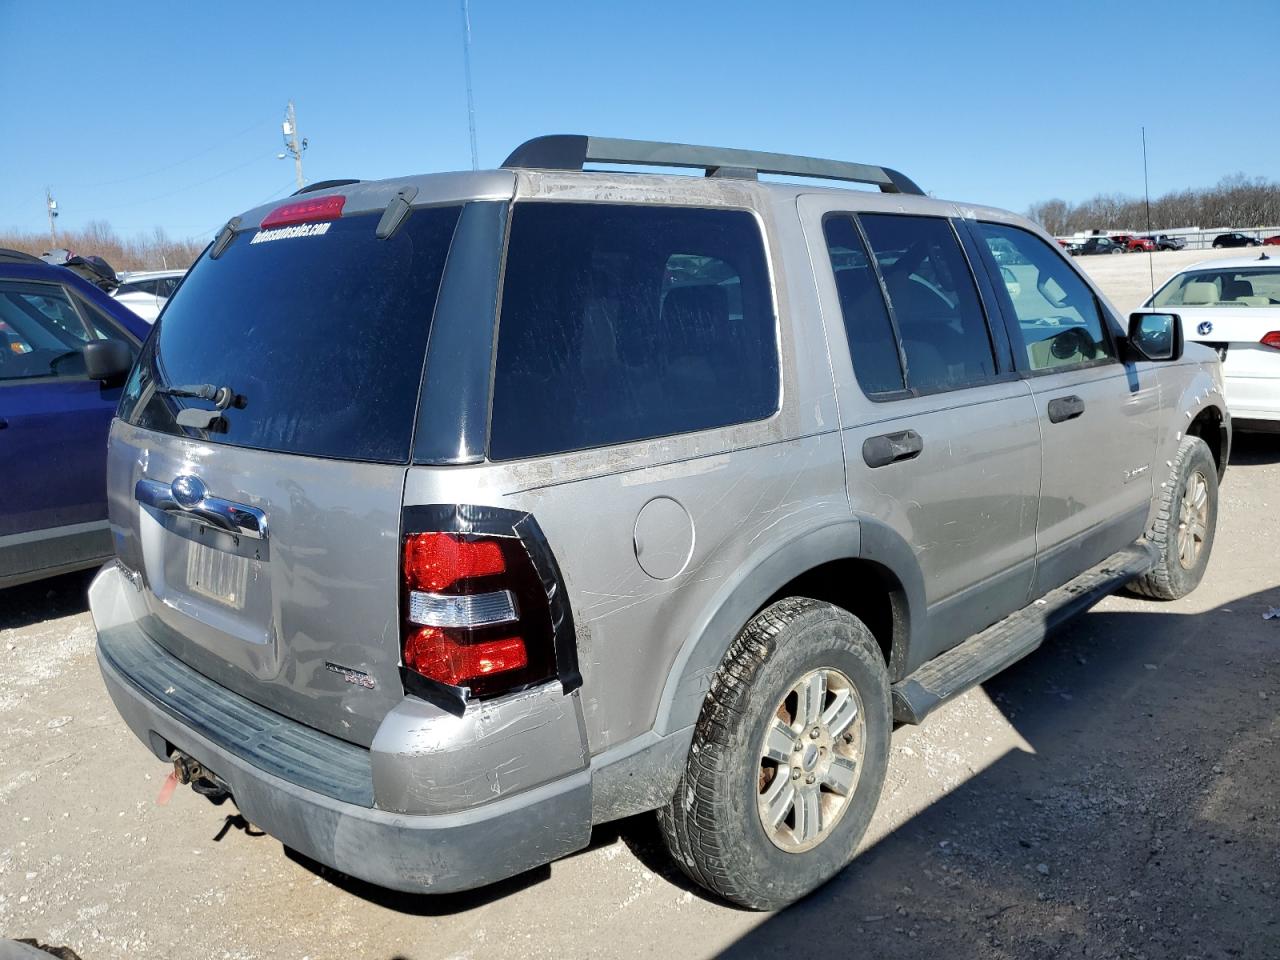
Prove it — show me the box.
[283,585,1279,953]
[716,586,1280,958]
[0,568,96,631]
[1229,432,1280,466]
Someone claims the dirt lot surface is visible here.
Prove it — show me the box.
[3,255,1278,960]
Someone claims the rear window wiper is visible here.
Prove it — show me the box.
[154,382,245,430]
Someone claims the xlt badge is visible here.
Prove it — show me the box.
[325,661,376,689]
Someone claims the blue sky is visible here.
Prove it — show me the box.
[1,0,1274,242]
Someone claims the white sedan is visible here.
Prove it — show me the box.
[1146,254,1280,432]
[112,269,186,323]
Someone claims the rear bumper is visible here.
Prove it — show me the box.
[1223,372,1280,422]
[91,564,593,894]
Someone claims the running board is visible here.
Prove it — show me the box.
[891,542,1157,724]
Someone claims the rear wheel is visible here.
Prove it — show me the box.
[656,598,891,910]
[1130,435,1218,600]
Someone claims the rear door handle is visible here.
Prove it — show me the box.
[135,477,268,540]
[1047,395,1085,423]
[862,429,924,468]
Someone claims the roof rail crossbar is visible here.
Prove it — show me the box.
[501,135,924,195]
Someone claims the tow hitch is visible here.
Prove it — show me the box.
[169,750,231,803]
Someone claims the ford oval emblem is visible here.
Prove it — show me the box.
[170,474,207,509]
[1197,320,1213,336]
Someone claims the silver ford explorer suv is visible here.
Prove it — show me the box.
[91,135,1229,910]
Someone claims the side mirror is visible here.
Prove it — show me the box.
[83,339,133,383]
[1125,312,1183,362]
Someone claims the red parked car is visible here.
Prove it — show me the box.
[1264,235,1280,246]
[1126,235,1157,252]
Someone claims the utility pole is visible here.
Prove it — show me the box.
[45,188,58,248]
[281,100,308,191]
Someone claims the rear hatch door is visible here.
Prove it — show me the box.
[110,202,464,746]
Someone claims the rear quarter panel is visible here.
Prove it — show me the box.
[403,177,851,755]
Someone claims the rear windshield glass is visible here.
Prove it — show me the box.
[120,207,461,463]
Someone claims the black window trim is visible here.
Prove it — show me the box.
[482,197,784,463]
[73,291,142,348]
[969,219,1122,378]
[820,210,1018,404]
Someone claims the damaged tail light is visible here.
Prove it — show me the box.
[400,521,566,702]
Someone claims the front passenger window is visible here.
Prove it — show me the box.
[978,223,1115,371]
[0,282,93,381]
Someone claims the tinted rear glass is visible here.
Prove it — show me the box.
[120,207,461,463]
[489,203,778,460]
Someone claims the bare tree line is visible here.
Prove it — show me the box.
[0,220,205,272]
[1026,174,1280,236]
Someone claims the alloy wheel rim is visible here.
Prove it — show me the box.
[757,667,865,853]
[1177,470,1209,570]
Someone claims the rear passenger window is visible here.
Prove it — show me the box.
[859,214,996,392]
[823,216,905,396]
[489,203,779,460]
[978,223,1114,371]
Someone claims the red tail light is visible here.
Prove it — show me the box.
[260,195,345,229]
[1262,331,1280,350]
[399,522,566,701]
[404,628,528,686]
[404,533,505,591]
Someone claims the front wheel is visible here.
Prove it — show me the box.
[1130,435,1218,600]
[656,598,891,910]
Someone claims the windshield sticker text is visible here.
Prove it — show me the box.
[249,222,333,244]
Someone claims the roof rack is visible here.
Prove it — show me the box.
[502,135,924,196]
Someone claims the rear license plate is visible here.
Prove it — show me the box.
[185,542,249,609]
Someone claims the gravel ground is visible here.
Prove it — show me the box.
[2,255,1277,960]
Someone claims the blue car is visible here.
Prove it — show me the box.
[0,249,150,589]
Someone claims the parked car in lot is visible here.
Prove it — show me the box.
[91,135,1228,911]
[1147,254,1280,432]
[112,269,186,323]
[1263,234,1280,247]
[1122,235,1157,252]
[1148,234,1186,251]
[1071,236,1127,256]
[1213,232,1260,248]
[0,249,146,589]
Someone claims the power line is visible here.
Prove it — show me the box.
[67,118,274,189]
[88,150,279,214]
